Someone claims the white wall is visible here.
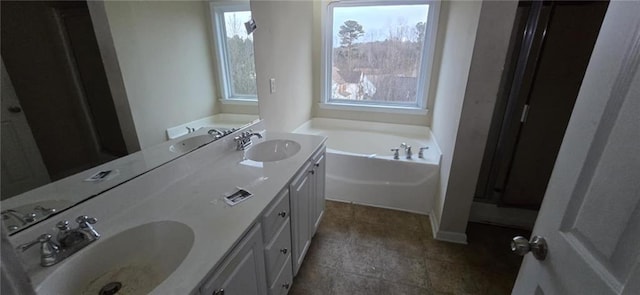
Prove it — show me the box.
[102,1,220,149]
[251,1,313,132]
[430,1,517,243]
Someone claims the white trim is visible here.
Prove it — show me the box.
[321,0,440,110]
[434,230,468,244]
[429,209,468,244]
[468,201,538,230]
[218,98,258,106]
[318,102,429,115]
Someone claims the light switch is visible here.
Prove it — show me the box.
[269,78,276,94]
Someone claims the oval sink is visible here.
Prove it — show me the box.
[36,221,194,295]
[169,135,213,153]
[246,139,301,162]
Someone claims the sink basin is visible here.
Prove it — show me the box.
[170,135,213,153]
[246,139,301,162]
[36,221,194,295]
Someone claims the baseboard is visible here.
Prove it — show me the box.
[429,210,468,244]
[469,201,538,230]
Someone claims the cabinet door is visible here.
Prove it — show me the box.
[289,162,312,276]
[200,224,267,295]
[312,152,326,234]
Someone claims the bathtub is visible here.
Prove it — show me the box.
[293,118,441,214]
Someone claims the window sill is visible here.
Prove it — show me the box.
[219,99,258,106]
[318,102,429,115]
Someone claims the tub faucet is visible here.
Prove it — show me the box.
[419,147,429,159]
[400,143,412,159]
[2,209,36,225]
[391,148,400,160]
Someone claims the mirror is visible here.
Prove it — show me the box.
[1,0,258,234]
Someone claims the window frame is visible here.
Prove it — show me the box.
[321,0,440,111]
[210,2,257,102]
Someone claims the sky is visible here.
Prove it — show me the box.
[224,11,253,40]
[332,4,429,44]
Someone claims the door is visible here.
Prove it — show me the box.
[475,1,608,210]
[312,151,326,234]
[290,162,312,276]
[0,59,50,199]
[501,1,608,208]
[512,1,640,294]
[199,224,267,295]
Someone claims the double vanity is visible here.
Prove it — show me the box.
[8,121,327,294]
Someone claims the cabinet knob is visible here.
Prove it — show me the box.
[282,282,290,289]
[314,163,320,167]
[213,288,224,295]
[280,248,288,254]
[278,211,287,218]
[309,170,315,175]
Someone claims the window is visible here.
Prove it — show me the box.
[322,0,439,110]
[211,3,257,101]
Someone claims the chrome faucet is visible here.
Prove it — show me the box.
[208,128,237,140]
[208,129,225,139]
[17,215,100,267]
[400,143,412,159]
[16,234,60,267]
[234,130,263,151]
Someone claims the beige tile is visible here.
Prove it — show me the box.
[387,282,435,295]
[349,221,387,247]
[381,224,429,256]
[424,259,489,294]
[332,272,391,295]
[423,238,468,263]
[340,243,383,278]
[316,215,352,242]
[380,248,429,288]
[353,205,422,232]
[325,200,354,221]
[304,238,347,270]
[293,263,335,293]
[297,204,524,295]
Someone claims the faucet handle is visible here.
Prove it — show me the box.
[390,148,400,160]
[56,220,70,231]
[419,147,429,158]
[76,216,100,239]
[16,234,53,252]
[76,216,97,226]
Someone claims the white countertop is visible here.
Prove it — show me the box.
[10,124,326,294]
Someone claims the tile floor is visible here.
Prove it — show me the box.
[290,201,530,295]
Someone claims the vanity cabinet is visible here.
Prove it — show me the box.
[290,147,326,276]
[199,145,326,294]
[199,224,267,295]
[261,188,293,295]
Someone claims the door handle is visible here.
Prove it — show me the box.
[511,235,548,260]
[8,106,22,113]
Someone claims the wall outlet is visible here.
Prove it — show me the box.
[269,78,276,94]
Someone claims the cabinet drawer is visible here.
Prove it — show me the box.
[269,254,293,295]
[264,218,292,284]
[262,188,290,241]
